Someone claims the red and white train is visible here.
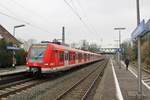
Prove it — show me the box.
[26,43,103,74]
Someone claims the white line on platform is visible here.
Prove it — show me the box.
[121,61,150,90]
[111,59,124,100]
[142,80,150,90]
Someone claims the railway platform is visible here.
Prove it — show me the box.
[0,65,26,76]
[94,59,150,100]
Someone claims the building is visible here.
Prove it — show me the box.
[0,25,22,47]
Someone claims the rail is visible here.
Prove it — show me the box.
[55,59,108,100]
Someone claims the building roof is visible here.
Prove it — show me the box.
[0,25,22,46]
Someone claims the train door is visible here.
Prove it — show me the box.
[59,51,64,66]
[78,53,81,63]
[75,51,78,64]
[54,50,59,66]
[82,53,84,62]
[64,51,68,66]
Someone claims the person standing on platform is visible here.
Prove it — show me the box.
[124,58,129,70]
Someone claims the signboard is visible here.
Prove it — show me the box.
[131,20,145,39]
[145,19,150,31]
[6,46,20,50]
[116,48,123,53]
[131,20,149,40]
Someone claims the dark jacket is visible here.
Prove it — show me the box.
[125,59,129,65]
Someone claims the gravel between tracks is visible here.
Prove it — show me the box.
[6,60,105,100]
[56,60,106,100]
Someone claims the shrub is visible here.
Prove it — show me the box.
[0,39,27,67]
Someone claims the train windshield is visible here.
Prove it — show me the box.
[29,46,46,62]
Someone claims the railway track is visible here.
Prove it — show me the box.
[0,60,106,100]
[55,60,108,100]
[0,71,52,99]
[0,72,29,85]
[0,78,47,99]
[0,72,34,94]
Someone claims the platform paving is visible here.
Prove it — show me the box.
[94,59,150,100]
[94,59,118,100]
[0,65,26,76]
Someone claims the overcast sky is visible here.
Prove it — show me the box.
[0,0,150,48]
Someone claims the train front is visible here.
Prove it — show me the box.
[26,44,49,74]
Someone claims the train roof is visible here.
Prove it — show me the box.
[32,43,101,56]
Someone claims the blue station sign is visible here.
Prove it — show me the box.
[131,20,150,40]
[116,48,124,53]
[6,46,20,50]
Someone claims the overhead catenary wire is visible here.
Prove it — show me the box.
[65,0,94,34]
[70,0,78,13]
[0,10,51,33]
[0,11,30,25]
[0,2,51,33]
[68,0,93,35]
[71,0,87,17]
[64,0,98,35]
[71,0,99,36]
[8,0,52,25]
[0,2,15,16]
[0,1,31,24]
[0,0,98,38]
[64,0,82,20]
[0,0,54,34]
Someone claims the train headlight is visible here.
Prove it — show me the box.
[50,63,54,66]
[44,63,49,66]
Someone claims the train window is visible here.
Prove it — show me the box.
[78,53,81,59]
[80,53,82,59]
[69,52,71,61]
[76,52,78,59]
[73,54,75,60]
[29,47,46,62]
[82,54,84,59]
[60,52,64,61]
[55,51,58,59]
[84,54,86,59]
[69,52,74,61]
[50,54,52,60]
[88,54,90,59]
[65,52,68,60]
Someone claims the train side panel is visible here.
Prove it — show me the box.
[26,43,103,74]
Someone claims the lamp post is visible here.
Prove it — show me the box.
[114,28,126,69]
[114,40,119,62]
[62,26,65,45]
[136,0,142,99]
[13,25,25,37]
[12,24,25,68]
[114,40,119,48]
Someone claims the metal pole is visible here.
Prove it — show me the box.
[118,50,120,67]
[114,28,125,68]
[12,50,15,68]
[137,0,140,25]
[138,37,142,99]
[12,24,25,68]
[12,26,15,68]
[13,27,15,37]
[62,26,65,45]
[13,24,25,37]
[136,0,142,99]
[119,30,121,69]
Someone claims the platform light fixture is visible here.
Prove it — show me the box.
[13,24,25,37]
[114,27,126,69]
[12,24,25,68]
